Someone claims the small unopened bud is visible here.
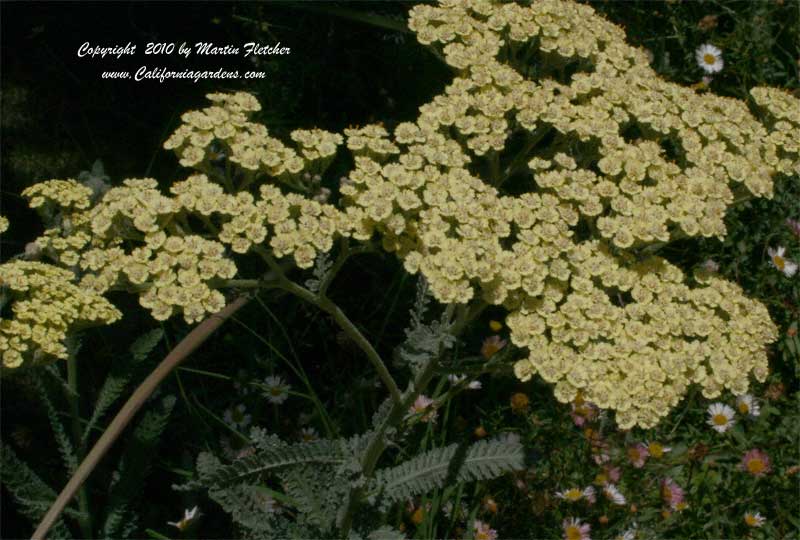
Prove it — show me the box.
[24,242,42,259]
[313,187,331,203]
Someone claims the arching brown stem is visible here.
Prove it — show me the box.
[32,295,251,540]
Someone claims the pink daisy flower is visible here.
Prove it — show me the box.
[740,449,771,477]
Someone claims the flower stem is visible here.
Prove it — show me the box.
[66,352,93,539]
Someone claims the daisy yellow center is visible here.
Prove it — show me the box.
[712,413,728,425]
[703,53,716,65]
[270,387,283,396]
[476,531,491,540]
[745,514,758,526]
[773,255,786,270]
[747,458,766,474]
[565,488,583,501]
[484,343,501,356]
[649,442,664,458]
[565,525,582,540]
[628,448,641,461]
[738,402,750,414]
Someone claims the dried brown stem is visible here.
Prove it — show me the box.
[32,295,251,540]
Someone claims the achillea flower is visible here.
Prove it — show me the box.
[473,520,498,540]
[707,403,735,433]
[735,394,760,417]
[696,44,724,73]
[168,506,199,531]
[562,517,591,540]
[768,246,798,277]
[744,511,766,528]
[627,443,649,468]
[408,394,437,423]
[481,335,507,358]
[741,449,771,476]
[660,478,686,510]
[263,375,291,405]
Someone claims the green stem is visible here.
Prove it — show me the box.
[253,245,402,407]
[339,303,478,538]
[499,126,553,188]
[66,353,93,539]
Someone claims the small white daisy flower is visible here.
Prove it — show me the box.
[768,246,798,277]
[696,44,724,73]
[447,374,482,390]
[223,404,251,430]
[603,483,627,506]
[299,427,319,442]
[735,394,761,417]
[168,506,199,531]
[556,486,595,503]
[744,511,766,528]
[263,375,290,405]
[707,402,736,433]
[448,374,465,385]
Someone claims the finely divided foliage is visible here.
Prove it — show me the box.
[1,1,799,533]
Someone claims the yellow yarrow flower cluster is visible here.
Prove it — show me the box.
[366,0,789,427]
[4,0,796,430]
[0,216,9,234]
[508,243,776,429]
[22,178,92,211]
[164,91,343,183]
[0,261,121,368]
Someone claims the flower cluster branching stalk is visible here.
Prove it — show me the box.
[252,243,403,407]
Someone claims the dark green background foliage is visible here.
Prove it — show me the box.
[1,1,798,539]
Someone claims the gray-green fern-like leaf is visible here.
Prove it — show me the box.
[34,374,77,474]
[282,464,348,533]
[371,435,524,509]
[208,483,280,536]
[0,443,74,539]
[102,394,176,538]
[204,438,350,488]
[395,280,455,370]
[367,526,407,540]
[82,329,164,444]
